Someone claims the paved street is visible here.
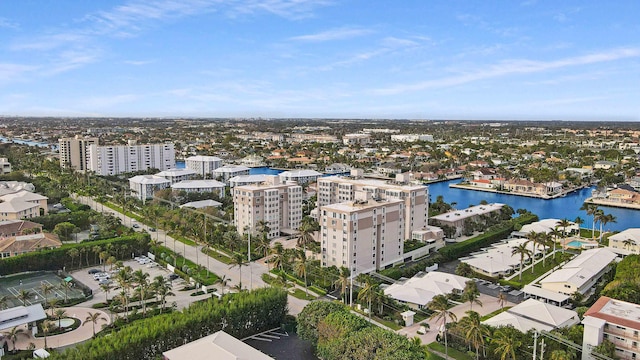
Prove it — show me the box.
[74,195,310,315]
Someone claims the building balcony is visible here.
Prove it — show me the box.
[604,326,640,341]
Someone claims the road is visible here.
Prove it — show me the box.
[74,195,310,315]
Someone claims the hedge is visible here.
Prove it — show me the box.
[0,234,149,275]
[51,287,288,360]
[438,213,538,261]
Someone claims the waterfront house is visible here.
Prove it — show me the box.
[608,228,640,255]
[383,271,469,310]
[430,203,505,238]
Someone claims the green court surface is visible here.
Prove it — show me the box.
[0,271,85,308]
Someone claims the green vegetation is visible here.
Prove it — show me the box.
[601,254,640,303]
[480,307,512,321]
[297,301,424,360]
[154,247,219,285]
[0,234,149,275]
[50,287,288,360]
[404,239,427,253]
[427,342,473,360]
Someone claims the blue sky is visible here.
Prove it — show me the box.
[0,0,638,120]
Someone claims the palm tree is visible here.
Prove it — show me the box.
[550,227,563,254]
[0,295,9,310]
[573,216,584,232]
[428,295,457,359]
[68,248,79,269]
[461,280,482,310]
[511,243,531,281]
[152,276,174,313]
[459,311,490,360]
[557,218,572,236]
[216,275,230,294]
[525,231,545,272]
[269,242,285,271]
[41,321,53,349]
[2,326,27,353]
[83,311,107,337]
[254,235,271,263]
[599,214,616,242]
[497,291,507,309]
[100,282,113,303]
[334,267,350,304]
[47,298,59,317]
[132,269,150,316]
[297,221,316,250]
[593,209,605,241]
[54,308,67,328]
[17,289,32,306]
[294,250,309,297]
[39,283,55,307]
[492,326,522,360]
[228,253,248,290]
[115,267,133,320]
[357,275,377,321]
[59,281,72,303]
[623,238,636,251]
[579,203,598,239]
[550,349,574,360]
[539,232,553,267]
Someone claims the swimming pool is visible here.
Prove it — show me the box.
[567,240,585,248]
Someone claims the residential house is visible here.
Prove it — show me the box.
[582,296,640,360]
[608,228,640,255]
[383,271,469,309]
[0,232,62,258]
[162,330,274,360]
[430,203,505,238]
[483,299,579,333]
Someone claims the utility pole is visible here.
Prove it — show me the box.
[540,338,545,360]
[533,331,538,360]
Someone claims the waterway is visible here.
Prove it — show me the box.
[428,179,636,232]
[0,136,57,150]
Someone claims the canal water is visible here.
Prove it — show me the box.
[428,179,636,232]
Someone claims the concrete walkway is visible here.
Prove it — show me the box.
[12,307,111,350]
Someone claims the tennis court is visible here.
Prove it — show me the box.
[0,271,86,308]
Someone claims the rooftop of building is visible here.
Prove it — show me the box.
[431,203,505,221]
[585,296,640,330]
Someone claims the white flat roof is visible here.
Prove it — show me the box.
[171,180,225,189]
[0,304,47,331]
[180,200,223,209]
[215,165,250,173]
[431,203,505,222]
[522,285,570,303]
[384,271,469,306]
[156,168,197,177]
[129,175,170,185]
[186,155,222,161]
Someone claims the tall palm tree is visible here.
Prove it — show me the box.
[334,267,350,304]
[557,218,572,236]
[17,289,32,306]
[512,243,531,281]
[497,291,508,310]
[461,280,482,310]
[115,267,133,320]
[550,349,574,360]
[83,312,108,337]
[269,242,285,271]
[357,275,377,321]
[459,311,490,360]
[550,227,563,254]
[54,308,67,328]
[40,283,55,307]
[2,326,26,353]
[428,294,457,360]
[623,238,636,251]
[294,250,309,297]
[599,214,616,242]
[100,282,113,303]
[573,216,584,232]
[132,269,150,317]
[229,253,248,290]
[59,281,72,303]
[579,203,598,239]
[539,232,553,267]
[593,209,605,241]
[525,231,545,273]
[152,276,174,313]
[41,321,53,349]
[492,327,522,360]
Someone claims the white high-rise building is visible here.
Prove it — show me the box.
[317,171,428,239]
[233,176,303,240]
[88,143,175,175]
[58,136,99,171]
[320,192,404,275]
[185,155,223,179]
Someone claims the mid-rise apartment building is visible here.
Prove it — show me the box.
[320,192,404,275]
[583,296,640,360]
[233,176,303,240]
[129,175,171,201]
[317,170,428,239]
[88,143,175,175]
[0,158,11,174]
[58,136,99,171]
[185,155,223,179]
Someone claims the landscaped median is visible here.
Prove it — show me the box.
[152,246,219,286]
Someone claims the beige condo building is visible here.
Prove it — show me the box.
[58,136,98,171]
[320,193,404,275]
[317,171,428,239]
[233,176,303,240]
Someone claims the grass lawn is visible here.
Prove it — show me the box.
[480,306,511,321]
[512,252,572,286]
[580,228,601,239]
[427,342,474,360]
[104,201,144,222]
[288,288,317,300]
[202,247,232,264]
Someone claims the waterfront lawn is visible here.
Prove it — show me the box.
[427,343,474,360]
[506,252,572,287]
[579,229,601,240]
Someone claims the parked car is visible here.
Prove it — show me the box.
[88,269,100,274]
[167,273,180,281]
[132,223,140,229]
[149,227,156,232]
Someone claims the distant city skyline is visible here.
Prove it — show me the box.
[1,0,638,120]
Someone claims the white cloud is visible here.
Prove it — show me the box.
[0,17,18,30]
[290,27,372,42]
[371,47,640,95]
[123,60,155,66]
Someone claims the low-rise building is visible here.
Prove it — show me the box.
[0,220,42,237]
[156,168,197,185]
[171,180,225,198]
[162,330,274,360]
[0,232,62,258]
[608,228,640,255]
[214,165,250,183]
[342,133,371,145]
[0,190,48,216]
[390,134,434,142]
[430,203,505,238]
[0,198,42,221]
[129,175,171,201]
[540,248,617,296]
[229,174,269,188]
[383,271,469,309]
[483,299,579,332]
[411,226,445,253]
[582,296,640,360]
[279,169,322,185]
